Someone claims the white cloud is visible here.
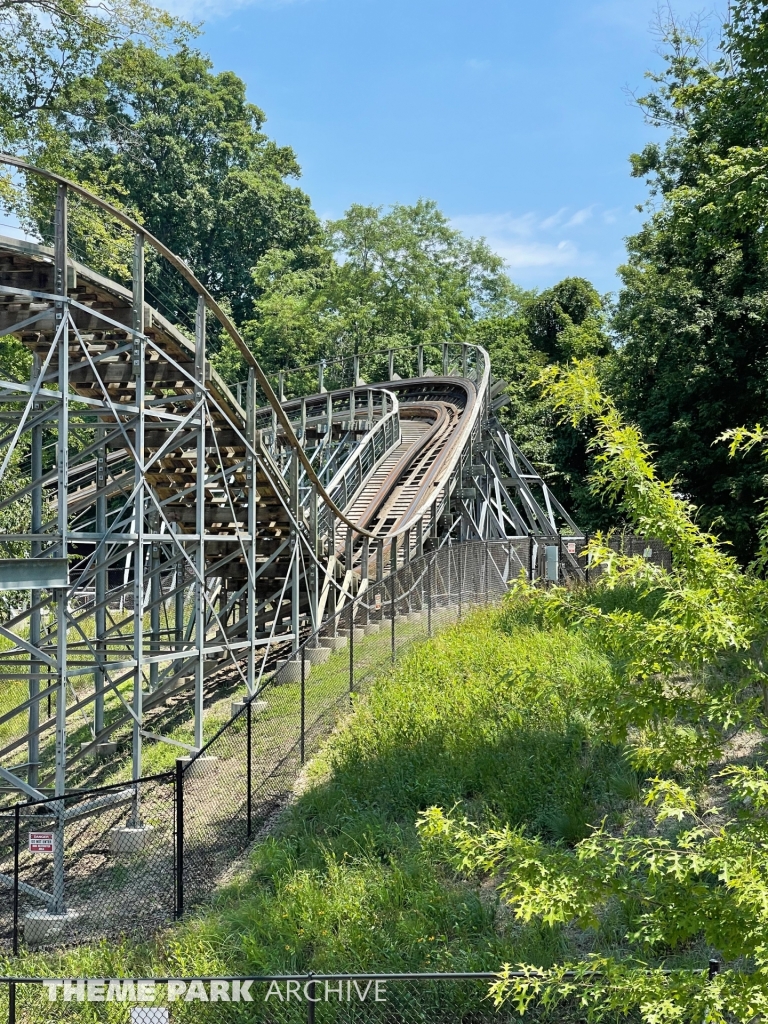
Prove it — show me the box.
[565,205,594,227]
[452,209,592,274]
[465,58,491,71]
[540,207,568,230]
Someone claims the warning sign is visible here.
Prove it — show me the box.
[28,832,54,854]
[567,542,576,554]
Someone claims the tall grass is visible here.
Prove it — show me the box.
[4,605,632,979]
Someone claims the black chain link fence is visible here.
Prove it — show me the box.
[0,538,670,953]
[0,973,510,1024]
[0,964,722,1024]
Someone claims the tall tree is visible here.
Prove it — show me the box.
[238,200,518,377]
[19,42,321,327]
[612,2,768,559]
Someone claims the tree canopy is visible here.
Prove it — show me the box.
[612,2,768,559]
[231,199,519,377]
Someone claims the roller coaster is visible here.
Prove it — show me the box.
[0,155,583,819]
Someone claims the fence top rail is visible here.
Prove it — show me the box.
[4,769,174,811]
[0,966,715,984]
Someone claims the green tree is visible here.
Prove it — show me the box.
[0,0,176,153]
[418,361,768,1024]
[472,278,614,532]
[612,2,768,560]
[25,42,321,328]
[241,200,518,377]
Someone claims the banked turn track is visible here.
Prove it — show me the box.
[0,157,583,813]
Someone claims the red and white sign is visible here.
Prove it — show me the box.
[28,832,54,854]
[567,542,576,554]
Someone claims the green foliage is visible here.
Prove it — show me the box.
[5,609,623,983]
[471,282,615,532]
[0,0,178,153]
[242,200,518,374]
[23,42,321,329]
[417,363,768,1022]
[611,2,768,560]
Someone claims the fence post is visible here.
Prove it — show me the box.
[307,975,316,1024]
[348,601,354,697]
[585,532,590,585]
[427,555,433,637]
[301,647,306,764]
[12,803,19,956]
[390,573,396,662]
[175,758,184,919]
[8,981,15,1024]
[528,536,534,581]
[485,543,490,604]
[457,547,462,620]
[246,698,253,837]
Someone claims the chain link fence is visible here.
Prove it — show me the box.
[0,964,722,1024]
[0,537,669,952]
[0,972,510,1024]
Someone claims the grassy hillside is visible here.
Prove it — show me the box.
[10,603,637,979]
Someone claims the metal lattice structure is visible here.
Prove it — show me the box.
[0,158,582,891]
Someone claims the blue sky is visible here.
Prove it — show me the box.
[170,0,720,295]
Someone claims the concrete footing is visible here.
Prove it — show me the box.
[338,627,366,641]
[80,740,118,757]
[24,909,79,946]
[306,645,331,665]
[322,636,348,651]
[111,825,154,855]
[275,659,310,683]
[177,755,218,777]
[231,699,269,718]
[363,622,381,635]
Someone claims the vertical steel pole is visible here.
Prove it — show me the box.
[8,982,15,1024]
[457,546,462,620]
[387,349,394,381]
[427,555,433,637]
[28,351,42,789]
[12,804,19,955]
[300,647,306,764]
[94,423,106,735]
[309,484,319,632]
[390,537,397,662]
[290,450,300,655]
[131,233,145,812]
[174,542,184,648]
[246,370,257,695]
[348,600,354,697]
[53,182,69,913]
[528,536,534,582]
[246,698,253,836]
[175,758,184,918]
[417,344,424,377]
[149,510,160,692]
[194,296,206,752]
[360,536,369,627]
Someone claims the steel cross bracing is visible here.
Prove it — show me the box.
[0,159,583,835]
